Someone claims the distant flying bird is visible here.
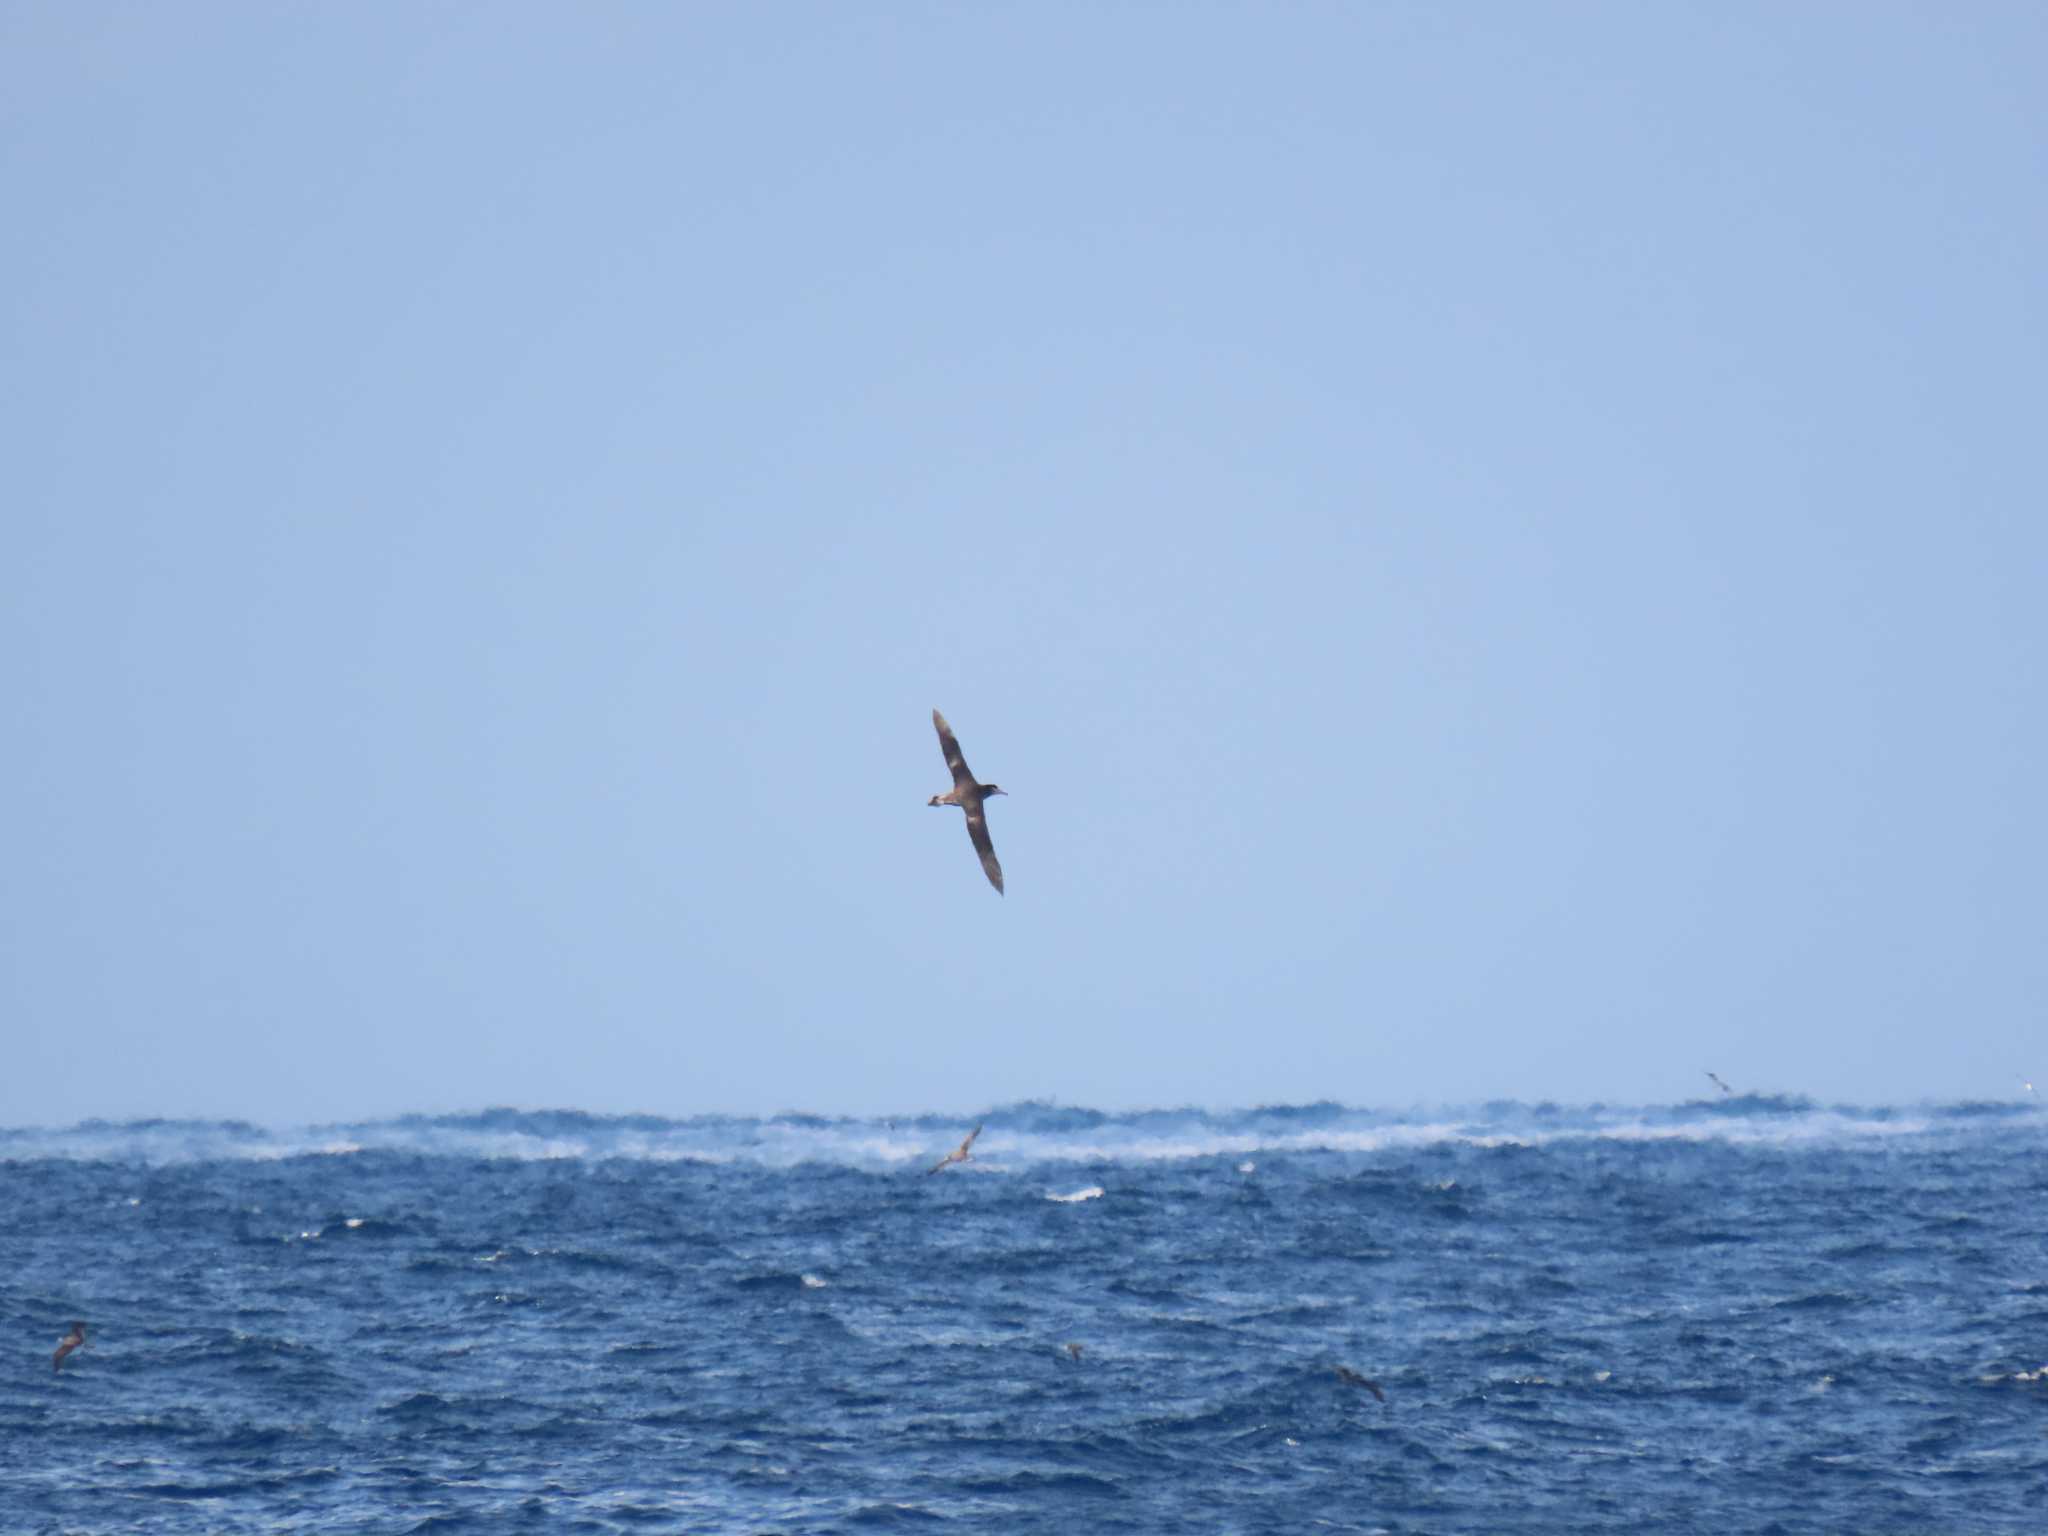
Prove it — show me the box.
[927,1124,982,1176]
[1065,1343,1085,1362]
[927,710,1007,894]
[1333,1365,1386,1402]
[1706,1071,1734,1096]
[52,1322,87,1373]
[2021,1076,2037,1097]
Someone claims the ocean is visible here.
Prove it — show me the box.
[4,1098,2044,1533]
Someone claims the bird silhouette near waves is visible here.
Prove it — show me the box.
[52,1322,88,1373]
[1333,1365,1386,1402]
[927,1124,982,1176]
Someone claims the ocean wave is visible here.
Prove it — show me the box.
[1,1097,2039,1169]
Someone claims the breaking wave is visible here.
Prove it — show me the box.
[1,1097,2038,1168]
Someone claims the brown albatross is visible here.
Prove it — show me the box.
[1333,1365,1386,1402]
[53,1321,87,1373]
[926,1124,982,1175]
[927,709,1006,894]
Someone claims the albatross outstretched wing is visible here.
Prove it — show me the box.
[932,709,976,791]
[964,804,1004,894]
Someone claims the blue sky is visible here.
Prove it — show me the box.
[5,3,2043,1126]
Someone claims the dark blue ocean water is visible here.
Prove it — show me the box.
[5,1098,2045,1534]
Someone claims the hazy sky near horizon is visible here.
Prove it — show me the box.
[5,3,2043,1127]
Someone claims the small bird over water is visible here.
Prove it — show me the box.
[1706,1071,1734,1097]
[927,1124,982,1175]
[52,1322,87,1373]
[927,709,1006,894]
[1333,1365,1386,1402]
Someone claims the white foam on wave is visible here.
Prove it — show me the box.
[3,1100,2027,1168]
[1046,1186,1104,1203]
[1586,1111,1935,1147]
[801,1273,829,1289]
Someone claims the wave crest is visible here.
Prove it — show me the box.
[1,1095,2038,1169]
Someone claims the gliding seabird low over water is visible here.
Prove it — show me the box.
[927,1124,982,1175]
[927,710,1006,894]
[53,1322,87,1373]
[1333,1365,1386,1402]
[1706,1071,1734,1096]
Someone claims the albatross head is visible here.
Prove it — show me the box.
[980,784,1007,797]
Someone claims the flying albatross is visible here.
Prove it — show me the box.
[927,1124,982,1176]
[52,1322,87,1373]
[1705,1071,1734,1097]
[927,709,1006,894]
[1333,1365,1386,1402]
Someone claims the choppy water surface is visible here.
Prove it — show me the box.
[6,1098,2046,1533]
